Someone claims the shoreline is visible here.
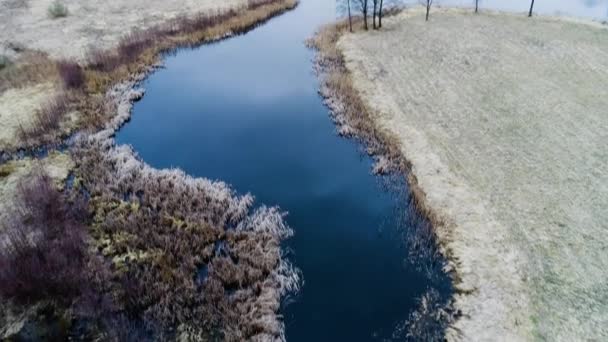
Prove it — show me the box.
[312,6,608,341]
[307,16,457,339]
[308,13,526,339]
[1,1,301,339]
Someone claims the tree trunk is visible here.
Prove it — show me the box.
[528,0,535,17]
[363,0,368,30]
[475,0,479,13]
[426,1,431,21]
[348,0,352,32]
[373,1,377,29]
[379,0,383,28]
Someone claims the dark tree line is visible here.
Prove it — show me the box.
[340,0,388,31]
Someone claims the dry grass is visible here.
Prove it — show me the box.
[2,1,300,339]
[308,15,454,338]
[82,0,298,95]
[331,6,608,341]
[0,0,297,151]
[308,17,444,238]
[70,133,299,340]
[17,92,75,148]
[0,52,59,93]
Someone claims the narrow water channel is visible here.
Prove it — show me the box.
[114,0,608,340]
[116,0,451,339]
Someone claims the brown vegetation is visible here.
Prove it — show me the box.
[0,170,88,305]
[57,61,84,89]
[17,92,72,146]
[81,0,297,97]
[0,52,59,93]
[1,1,300,339]
[1,0,297,151]
[308,19,441,224]
[70,134,299,340]
[308,16,454,336]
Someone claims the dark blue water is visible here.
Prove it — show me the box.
[116,0,450,340]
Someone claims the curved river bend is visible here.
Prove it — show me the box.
[116,0,450,339]
[116,0,608,340]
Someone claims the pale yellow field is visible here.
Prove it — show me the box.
[338,7,608,341]
[0,0,248,152]
[0,0,246,61]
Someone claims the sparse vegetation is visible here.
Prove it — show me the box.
[308,16,453,337]
[57,61,85,89]
[0,55,10,70]
[0,171,88,305]
[1,0,301,339]
[47,1,68,19]
[0,52,58,93]
[18,93,71,145]
[83,0,297,94]
[328,7,608,340]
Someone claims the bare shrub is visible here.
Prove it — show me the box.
[88,49,122,73]
[57,60,85,89]
[117,30,157,65]
[48,1,68,19]
[0,55,11,70]
[403,289,454,340]
[19,93,70,145]
[0,170,88,305]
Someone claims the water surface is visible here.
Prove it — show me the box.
[116,0,450,340]
[115,0,606,340]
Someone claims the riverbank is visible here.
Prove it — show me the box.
[0,0,299,339]
[311,7,608,341]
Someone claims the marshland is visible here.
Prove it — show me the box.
[1,0,608,341]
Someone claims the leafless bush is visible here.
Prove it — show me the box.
[57,60,85,89]
[117,30,157,64]
[0,55,11,70]
[88,49,122,72]
[48,1,68,18]
[403,288,454,340]
[19,93,70,144]
[0,170,88,305]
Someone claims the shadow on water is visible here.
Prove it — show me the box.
[113,0,608,339]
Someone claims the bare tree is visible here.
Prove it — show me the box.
[424,0,433,21]
[378,0,384,28]
[528,0,535,17]
[348,0,353,32]
[354,0,369,30]
[475,0,479,13]
[372,0,379,29]
[337,0,353,32]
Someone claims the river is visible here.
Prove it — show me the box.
[115,0,607,340]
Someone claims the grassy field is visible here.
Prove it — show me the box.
[0,0,246,61]
[333,7,608,341]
